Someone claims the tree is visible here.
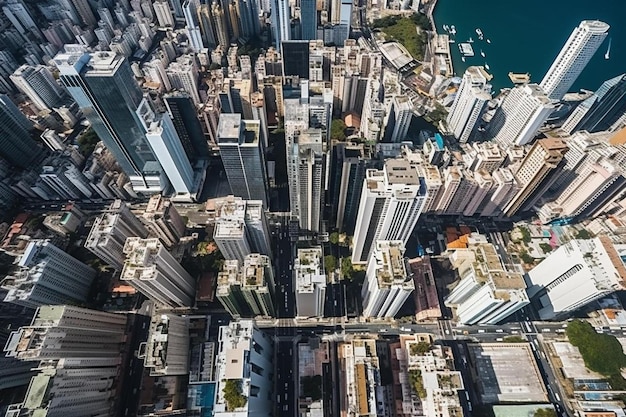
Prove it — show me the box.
[341,257,353,278]
[329,232,340,245]
[534,408,557,417]
[324,255,337,272]
[576,229,593,239]
[409,341,431,355]
[223,379,247,411]
[330,119,347,141]
[77,128,100,156]
[539,243,553,253]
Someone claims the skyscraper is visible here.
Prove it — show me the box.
[540,20,609,101]
[153,0,175,27]
[0,94,43,169]
[296,128,324,232]
[503,138,568,216]
[295,247,326,317]
[10,65,67,111]
[217,114,269,206]
[489,84,555,146]
[383,95,413,143]
[300,0,316,40]
[143,313,190,376]
[164,92,209,161]
[142,194,187,248]
[446,66,492,143]
[351,159,427,264]
[561,74,626,134]
[55,51,165,192]
[183,0,204,51]
[85,199,149,270]
[121,237,196,308]
[282,40,310,79]
[271,0,291,47]
[2,240,96,309]
[362,240,414,318]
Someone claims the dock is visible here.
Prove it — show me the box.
[432,34,453,76]
[508,72,531,84]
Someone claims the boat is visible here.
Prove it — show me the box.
[449,39,456,43]
[480,49,486,57]
[485,62,490,70]
[450,25,457,35]
[461,56,465,62]
[467,37,474,43]
[458,43,475,57]
[605,38,611,60]
[486,39,491,44]
[443,24,450,31]
[476,28,484,40]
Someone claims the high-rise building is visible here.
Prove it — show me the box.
[121,237,196,308]
[211,1,229,47]
[300,0,316,40]
[444,237,529,325]
[295,247,326,317]
[55,51,165,193]
[527,237,626,320]
[0,94,42,169]
[216,254,276,317]
[282,40,309,79]
[540,20,610,101]
[446,66,492,143]
[3,305,127,416]
[489,84,555,146]
[68,0,97,26]
[166,54,201,104]
[5,305,127,361]
[183,0,204,51]
[85,199,149,270]
[143,313,190,376]
[328,143,379,233]
[362,240,414,318]
[164,92,209,161]
[10,65,66,111]
[213,196,272,262]
[384,95,413,143]
[142,194,186,248]
[271,0,291,47]
[504,138,568,216]
[561,74,626,134]
[479,167,519,217]
[217,114,269,206]
[137,99,196,198]
[213,321,274,416]
[352,159,427,264]
[2,240,96,309]
[153,0,175,27]
[296,128,324,232]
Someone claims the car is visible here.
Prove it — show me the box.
[379,329,387,333]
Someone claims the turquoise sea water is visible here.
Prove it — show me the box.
[433,0,626,93]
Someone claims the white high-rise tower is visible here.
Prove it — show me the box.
[540,20,609,101]
[447,66,492,143]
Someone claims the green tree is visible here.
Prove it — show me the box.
[77,128,100,156]
[539,243,553,253]
[330,119,347,141]
[519,251,534,265]
[329,232,339,245]
[409,341,431,355]
[534,408,557,417]
[576,229,593,239]
[324,255,337,272]
[503,335,526,343]
[223,379,247,411]
[341,257,353,278]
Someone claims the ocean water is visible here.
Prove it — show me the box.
[433,0,626,93]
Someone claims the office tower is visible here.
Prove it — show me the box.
[10,65,66,111]
[2,0,42,39]
[137,99,196,198]
[166,54,201,104]
[183,0,203,51]
[216,254,276,317]
[562,74,626,134]
[143,313,190,376]
[211,1,229,47]
[168,0,184,18]
[540,20,610,101]
[197,4,216,48]
[39,157,94,199]
[444,238,529,325]
[67,0,97,26]
[217,114,269,206]
[2,240,96,309]
[0,94,42,168]
[489,84,555,146]
[438,167,478,215]
[300,0,316,40]
[3,305,127,416]
[153,0,175,27]
[328,142,379,233]
[282,40,309,78]
[352,159,427,264]
[419,163,444,213]
[250,91,269,150]
[164,92,209,161]
[85,199,149,270]
[384,95,413,143]
[121,237,196,308]
[479,167,519,217]
[462,170,494,216]
[296,128,324,232]
[527,237,626,320]
[503,138,568,216]
[55,51,165,193]
[213,196,272,262]
[233,0,260,40]
[361,240,413,318]
[271,0,291,47]
[213,321,274,416]
[447,66,492,143]
[295,247,326,317]
[142,194,186,248]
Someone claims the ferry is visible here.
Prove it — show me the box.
[480,50,486,57]
[476,28,484,40]
[450,25,457,35]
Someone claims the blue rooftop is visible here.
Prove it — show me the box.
[434,133,444,150]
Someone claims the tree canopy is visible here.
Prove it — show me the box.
[223,379,247,411]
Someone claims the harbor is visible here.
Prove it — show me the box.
[431,0,624,92]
